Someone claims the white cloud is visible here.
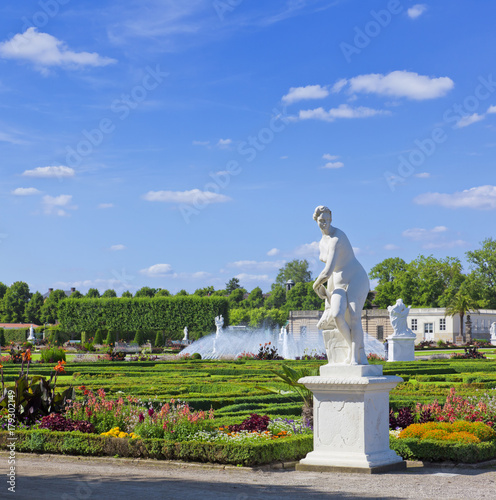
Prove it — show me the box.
[98,203,114,209]
[402,226,447,241]
[407,4,427,19]
[293,241,320,258]
[334,71,454,100]
[140,263,173,277]
[110,244,126,251]
[12,187,41,196]
[0,28,116,73]
[322,161,344,169]
[415,172,431,178]
[267,248,280,256]
[414,185,496,210]
[229,260,285,271]
[455,113,485,128]
[298,104,389,122]
[0,131,27,145]
[143,189,231,204]
[282,85,329,104]
[487,105,496,114]
[322,154,339,161]
[384,244,400,251]
[234,273,271,282]
[216,138,232,149]
[42,194,77,216]
[22,165,75,178]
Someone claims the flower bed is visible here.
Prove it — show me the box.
[390,421,496,463]
[0,429,313,466]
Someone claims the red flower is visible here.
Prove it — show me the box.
[139,413,145,423]
[148,408,154,417]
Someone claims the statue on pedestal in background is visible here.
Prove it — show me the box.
[312,205,370,365]
[387,299,415,337]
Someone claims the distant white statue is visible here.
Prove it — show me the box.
[312,205,370,365]
[491,322,496,345]
[387,299,415,337]
[27,325,36,341]
[183,326,189,341]
[215,315,224,335]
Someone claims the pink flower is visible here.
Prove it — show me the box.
[148,408,154,417]
[139,412,145,423]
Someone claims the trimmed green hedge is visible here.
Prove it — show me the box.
[0,430,312,466]
[58,297,229,338]
[390,436,496,463]
[3,329,27,344]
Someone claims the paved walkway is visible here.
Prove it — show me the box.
[1,453,496,500]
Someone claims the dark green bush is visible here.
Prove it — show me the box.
[0,328,4,346]
[154,330,164,347]
[105,330,114,346]
[4,328,27,344]
[191,353,202,360]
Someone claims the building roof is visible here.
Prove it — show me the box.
[0,323,40,329]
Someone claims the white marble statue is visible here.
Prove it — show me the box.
[312,205,370,365]
[183,326,189,341]
[214,315,224,335]
[27,325,36,341]
[490,322,496,345]
[387,299,415,337]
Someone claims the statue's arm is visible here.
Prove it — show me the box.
[313,242,337,292]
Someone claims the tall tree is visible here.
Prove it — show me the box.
[274,260,312,288]
[86,288,100,298]
[246,287,264,308]
[1,281,31,323]
[445,288,480,341]
[0,282,7,299]
[24,291,44,324]
[135,287,156,298]
[226,277,241,294]
[369,257,408,309]
[466,238,496,309]
[194,286,214,297]
[265,285,286,309]
[70,290,84,299]
[121,290,133,298]
[155,289,171,297]
[40,289,67,324]
[101,289,117,298]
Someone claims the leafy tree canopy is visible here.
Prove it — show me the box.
[274,259,312,288]
[226,277,241,294]
[135,287,156,298]
[86,288,100,298]
[101,289,117,298]
[1,281,31,323]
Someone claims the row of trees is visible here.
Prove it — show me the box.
[1,238,495,329]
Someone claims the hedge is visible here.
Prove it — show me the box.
[3,329,27,344]
[58,297,229,338]
[390,436,496,463]
[0,430,312,466]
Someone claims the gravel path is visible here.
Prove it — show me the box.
[2,453,496,500]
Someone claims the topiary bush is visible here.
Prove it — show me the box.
[105,330,114,346]
[154,330,164,347]
[133,330,144,346]
[93,329,104,344]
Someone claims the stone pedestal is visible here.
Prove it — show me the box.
[296,365,405,473]
[387,335,416,362]
[491,336,496,347]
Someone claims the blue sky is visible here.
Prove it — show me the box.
[1,0,496,295]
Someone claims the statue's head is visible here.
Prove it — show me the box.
[313,205,332,232]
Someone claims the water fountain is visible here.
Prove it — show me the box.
[179,315,385,360]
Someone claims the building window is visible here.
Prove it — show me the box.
[411,319,417,331]
[377,325,384,341]
[439,318,446,331]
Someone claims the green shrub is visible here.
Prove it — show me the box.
[154,331,164,347]
[133,330,144,346]
[93,329,104,344]
[105,330,114,346]
[191,353,202,360]
[41,347,66,363]
[0,328,5,347]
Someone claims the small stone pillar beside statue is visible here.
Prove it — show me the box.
[296,206,405,473]
[386,299,417,362]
